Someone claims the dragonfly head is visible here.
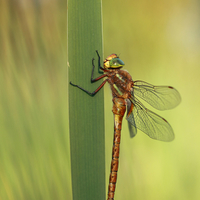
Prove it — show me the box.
[103,54,125,69]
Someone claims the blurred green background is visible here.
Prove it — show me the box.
[0,0,71,199]
[1,0,200,199]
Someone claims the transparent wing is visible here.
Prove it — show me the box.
[126,96,175,142]
[127,120,137,138]
[133,80,181,110]
[127,99,137,138]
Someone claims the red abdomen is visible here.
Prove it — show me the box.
[107,98,126,200]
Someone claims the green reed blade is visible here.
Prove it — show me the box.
[67,0,105,200]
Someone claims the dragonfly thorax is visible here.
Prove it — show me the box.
[107,69,133,99]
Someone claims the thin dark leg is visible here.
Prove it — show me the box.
[91,58,107,82]
[70,50,107,95]
[91,74,107,82]
[70,79,107,96]
[96,50,104,73]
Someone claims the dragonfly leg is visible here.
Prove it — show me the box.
[91,73,107,83]
[70,79,107,96]
[91,58,107,82]
[96,50,104,73]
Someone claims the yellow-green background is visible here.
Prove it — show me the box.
[1,0,200,199]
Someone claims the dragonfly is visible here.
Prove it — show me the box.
[70,51,181,200]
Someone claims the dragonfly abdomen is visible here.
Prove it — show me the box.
[107,98,126,200]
